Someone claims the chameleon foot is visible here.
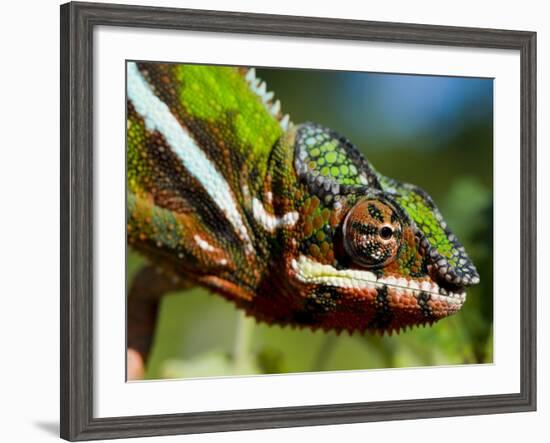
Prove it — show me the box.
[127,265,192,379]
[127,348,145,380]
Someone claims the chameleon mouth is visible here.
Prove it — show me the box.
[291,255,466,306]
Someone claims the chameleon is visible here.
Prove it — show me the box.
[126,61,480,371]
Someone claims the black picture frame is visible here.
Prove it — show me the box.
[60,1,537,440]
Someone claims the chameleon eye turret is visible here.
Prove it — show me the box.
[342,198,403,268]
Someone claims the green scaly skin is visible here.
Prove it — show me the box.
[126,61,480,345]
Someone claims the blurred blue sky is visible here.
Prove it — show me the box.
[338,72,493,149]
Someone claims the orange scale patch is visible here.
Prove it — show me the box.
[303,200,313,216]
[310,196,320,212]
[429,303,445,316]
[309,244,321,258]
[329,211,340,228]
[303,221,313,237]
[362,289,377,303]
[381,261,401,275]
[428,299,444,311]
[390,293,402,306]
[312,215,324,230]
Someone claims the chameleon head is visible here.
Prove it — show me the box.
[288,123,480,334]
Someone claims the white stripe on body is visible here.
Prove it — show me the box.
[193,234,216,252]
[252,198,298,233]
[127,62,253,253]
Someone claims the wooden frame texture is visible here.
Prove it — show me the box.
[60,1,537,440]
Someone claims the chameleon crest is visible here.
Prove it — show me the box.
[126,61,480,360]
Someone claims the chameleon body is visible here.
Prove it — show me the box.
[126,61,480,353]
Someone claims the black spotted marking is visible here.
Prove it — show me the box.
[417,291,433,319]
[368,203,383,222]
[367,285,394,330]
[390,211,399,224]
[347,220,393,266]
[292,287,341,325]
[351,221,378,237]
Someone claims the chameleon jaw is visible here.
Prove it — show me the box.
[290,255,466,306]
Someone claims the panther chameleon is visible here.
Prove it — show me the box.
[126,61,480,376]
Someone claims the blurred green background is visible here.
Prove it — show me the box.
[127,67,493,380]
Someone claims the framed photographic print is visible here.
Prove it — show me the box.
[60,1,536,440]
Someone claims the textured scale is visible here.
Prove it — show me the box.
[126,61,480,336]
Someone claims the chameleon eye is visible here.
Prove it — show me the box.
[342,198,402,268]
[379,225,394,240]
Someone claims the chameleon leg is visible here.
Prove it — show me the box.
[127,265,192,380]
